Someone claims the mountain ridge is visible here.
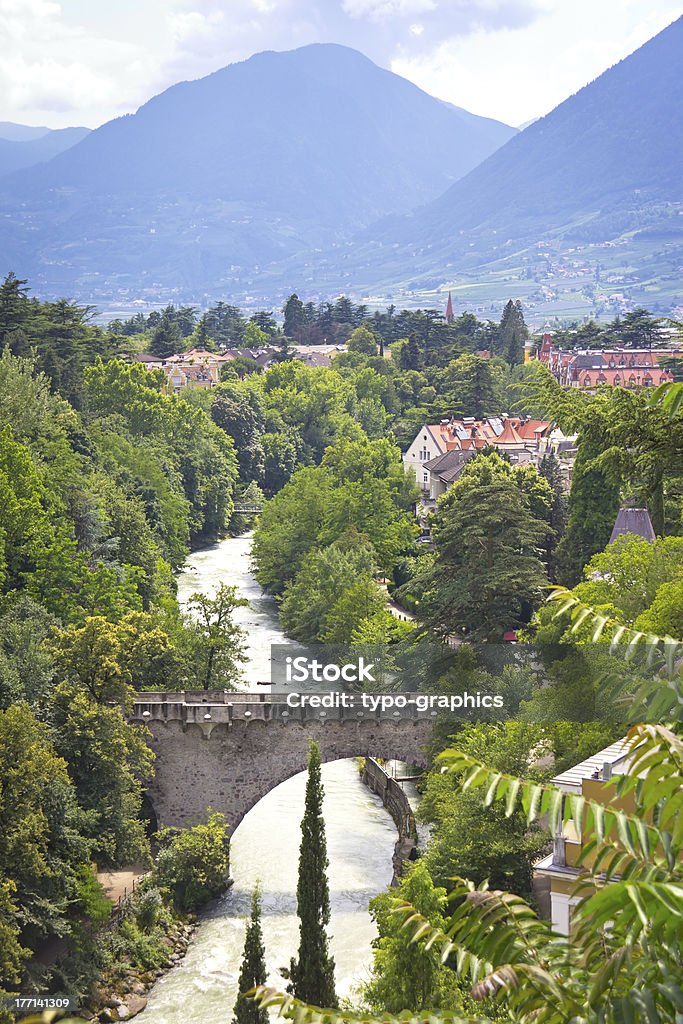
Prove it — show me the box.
[0,43,515,303]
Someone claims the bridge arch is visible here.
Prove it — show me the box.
[132,694,433,830]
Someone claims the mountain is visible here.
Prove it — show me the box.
[0,44,514,303]
[0,122,52,141]
[332,16,683,316]
[0,126,91,178]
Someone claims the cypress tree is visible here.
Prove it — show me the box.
[289,740,337,1008]
[233,884,268,1024]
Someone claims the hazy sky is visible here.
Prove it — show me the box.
[1,0,681,129]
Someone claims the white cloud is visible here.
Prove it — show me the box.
[342,0,436,20]
[391,0,683,124]
[168,8,225,42]
[0,53,111,114]
[0,0,679,129]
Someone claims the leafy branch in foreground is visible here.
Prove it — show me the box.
[546,585,683,722]
[248,985,494,1024]
[647,379,683,418]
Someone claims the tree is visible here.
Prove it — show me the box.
[150,312,183,359]
[233,885,268,1024]
[186,583,249,690]
[212,383,265,484]
[280,535,377,643]
[363,863,460,1014]
[250,311,277,336]
[399,335,421,371]
[555,437,621,586]
[347,325,378,356]
[0,879,29,993]
[243,321,269,348]
[418,454,551,640]
[420,723,551,899]
[497,299,528,365]
[443,354,503,418]
[289,741,337,1008]
[0,705,93,945]
[537,452,568,580]
[618,308,665,349]
[283,294,306,342]
[154,813,230,912]
[0,272,29,352]
[49,683,154,865]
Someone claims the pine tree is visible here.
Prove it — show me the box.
[289,740,337,1008]
[233,884,268,1024]
[497,299,528,365]
[283,294,306,342]
[399,334,421,371]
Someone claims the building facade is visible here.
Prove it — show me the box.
[538,334,682,390]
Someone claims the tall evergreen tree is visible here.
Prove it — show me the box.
[289,740,337,1008]
[399,334,421,371]
[497,299,528,365]
[538,452,568,581]
[150,312,183,358]
[283,294,306,342]
[233,884,268,1024]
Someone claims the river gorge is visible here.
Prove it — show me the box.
[135,535,405,1023]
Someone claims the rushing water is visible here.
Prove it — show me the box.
[176,533,292,688]
[136,535,399,1023]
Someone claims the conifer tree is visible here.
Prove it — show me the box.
[497,299,528,365]
[233,884,268,1024]
[289,740,337,1008]
[283,293,306,342]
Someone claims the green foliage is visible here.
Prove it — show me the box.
[417,452,552,641]
[184,584,249,690]
[495,300,528,365]
[574,534,683,627]
[420,723,551,898]
[253,434,418,608]
[280,534,379,643]
[0,705,94,950]
[363,863,462,1013]
[347,325,378,356]
[289,741,337,1008]
[233,885,268,1024]
[442,355,504,418]
[49,684,154,866]
[154,813,231,913]
[0,880,29,991]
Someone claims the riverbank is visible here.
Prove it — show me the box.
[84,917,199,1023]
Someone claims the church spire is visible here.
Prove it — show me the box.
[445,291,454,323]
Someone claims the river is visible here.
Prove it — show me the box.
[136,535,399,1023]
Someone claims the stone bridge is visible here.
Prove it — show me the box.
[131,691,434,830]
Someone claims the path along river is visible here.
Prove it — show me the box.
[135,535,403,1024]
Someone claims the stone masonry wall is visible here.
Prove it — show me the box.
[138,714,432,830]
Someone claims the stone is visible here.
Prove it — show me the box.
[116,996,147,1020]
[141,716,431,829]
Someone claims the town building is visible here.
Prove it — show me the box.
[538,334,682,390]
[533,737,633,935]
[404,416,561,500]
[136,343,342,392]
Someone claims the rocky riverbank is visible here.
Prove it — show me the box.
[82,919,199,1022]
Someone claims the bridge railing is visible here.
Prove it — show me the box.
[131,692,437,725]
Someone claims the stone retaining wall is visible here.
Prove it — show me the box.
[361,757,418,884]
